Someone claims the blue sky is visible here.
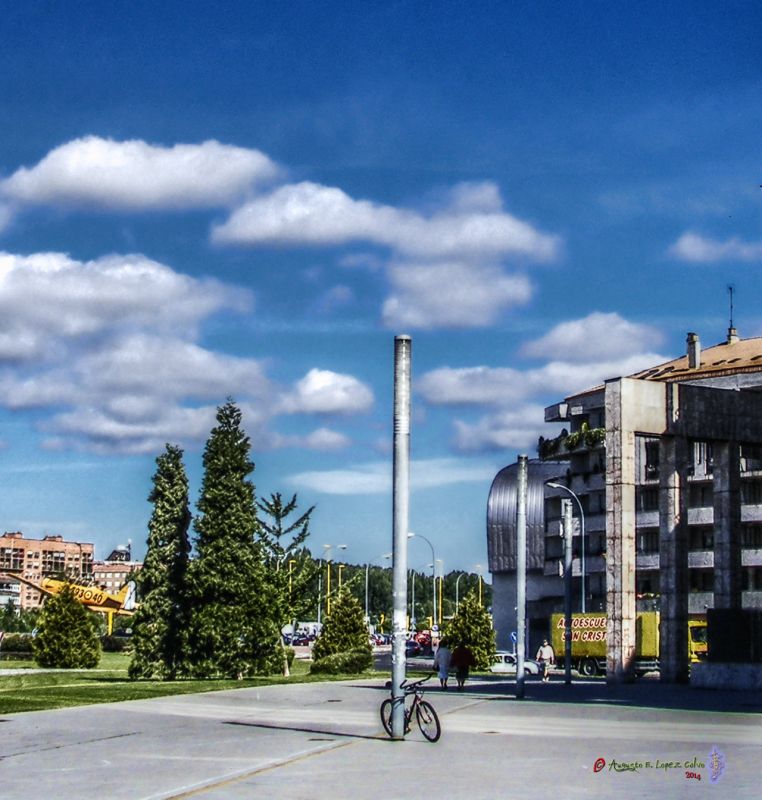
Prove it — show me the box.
[1,2,760,573]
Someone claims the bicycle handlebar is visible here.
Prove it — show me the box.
[398,673,435,693]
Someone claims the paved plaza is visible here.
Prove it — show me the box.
[1,674,760,799]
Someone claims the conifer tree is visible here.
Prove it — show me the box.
[129,444,191,680]
[32,584,100,668]
[185,400,280,677]
[257,493,317,673]
[312,588,372,663]
[443,591,496,670]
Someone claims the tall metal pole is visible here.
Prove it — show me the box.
[365,563,370,622]
[409,533,436,633]
[410,570,416,628]
[547,482,587,613]
[516,455,528,699]
[391,334,411,739]
[563,498,573,685]
[317,567,322,625]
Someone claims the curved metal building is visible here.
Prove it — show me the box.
[487,459,565,651]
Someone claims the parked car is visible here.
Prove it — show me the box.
[405,639,423,656]
[490,651,541,675]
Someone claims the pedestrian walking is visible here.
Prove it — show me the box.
[433,638,452,690]
[450,644,476,690]
[536,639,555,682]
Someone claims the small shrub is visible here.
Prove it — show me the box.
[101,635,130,653]
[33,585,101,669]
[310,648,373,675]
[1,633,35,654]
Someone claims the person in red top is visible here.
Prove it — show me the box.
[450,644,476,690]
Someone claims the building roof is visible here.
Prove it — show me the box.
[629,335,762,383]
[556,333,762,409]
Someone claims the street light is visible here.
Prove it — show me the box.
[436,559,444,627]
[455,572,465,614]
[408,533,436,633]
[547,482,587,612]
[366,553,392,623]
[323,543,347,616]
[475,564,483,606]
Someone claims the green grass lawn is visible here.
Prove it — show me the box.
[0,653,381,715]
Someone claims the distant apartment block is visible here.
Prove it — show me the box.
[92,543,142,593]
[0,531,94,609]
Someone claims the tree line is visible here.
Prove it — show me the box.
[9,399,493,676]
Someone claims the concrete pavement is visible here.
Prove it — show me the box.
[1,674,760,799]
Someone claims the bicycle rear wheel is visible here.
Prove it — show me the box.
[380,698,393,737]
[416,700,441,742]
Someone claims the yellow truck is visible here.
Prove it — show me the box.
[550,612,707,676]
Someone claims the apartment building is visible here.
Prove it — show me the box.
[488,329,762,681]
[0,531,94,609]
[92,543,141,594]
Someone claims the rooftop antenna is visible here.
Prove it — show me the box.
[727,284,738,343]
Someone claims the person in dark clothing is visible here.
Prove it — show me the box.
[450,644,476,690]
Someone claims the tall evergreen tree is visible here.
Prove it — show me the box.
[185,400,280,678]
[257,492,316,675]
[129,444,191,680]
[443,591,497,670]
[312,588,372,663]
[33,585,100,668]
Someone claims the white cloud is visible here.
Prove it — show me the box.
[668,232,762,263]
[416,352,664,409]
[1,136,279,210]
[520,312,664,363]
[453,405,551,453]
[0,250,291,453]
[213,180,560,262]
[382,261,531,330]
[41,404,221,455]
[0,203,13,232]
[272,427,352,451]
[278,368,374,415]
[0,251,248,362]
[289,457,496,495]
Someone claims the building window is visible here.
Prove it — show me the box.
[636,487,659,512]
[636,572,659,595]
[742,525,762,549]
[688,483,713,509]
[741,444,762,473]
[689,526,714,551]
[636,528,659,554]
[691,441,714,477]
[689,569,713,592]
[743,567,762,591]
[644,439,660,481]
[742,479,762,505]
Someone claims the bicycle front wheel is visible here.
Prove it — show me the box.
[416,700,441,742]
[380,698,393,737]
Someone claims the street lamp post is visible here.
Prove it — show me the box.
[323,543,347,616]
[475,564,483,606]
[436,559,444,627]
[455,572,465,614]
[547,482,587,613]
[410,570,416,629]
[365,552,392,623]
[408,533,436,632]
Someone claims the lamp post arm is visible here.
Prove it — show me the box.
[547,482,587,613]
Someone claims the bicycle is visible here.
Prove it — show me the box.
[380,674,441,742]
